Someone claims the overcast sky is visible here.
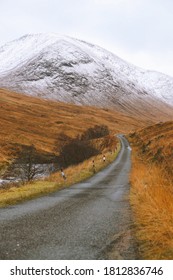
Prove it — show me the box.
[1,0,173,76]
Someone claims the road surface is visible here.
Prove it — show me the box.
[0,135,137,259]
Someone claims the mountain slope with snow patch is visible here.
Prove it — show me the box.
[0,33,172,119]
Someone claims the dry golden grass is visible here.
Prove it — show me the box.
[130,121,173,167]
[0,144,120,208]
[129,122,173,259]
[0,88,145,165]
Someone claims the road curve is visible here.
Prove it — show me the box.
[0,135,137,260]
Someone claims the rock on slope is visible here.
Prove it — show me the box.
[0,33,172,119]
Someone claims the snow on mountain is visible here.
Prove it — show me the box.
[0,33,172,115]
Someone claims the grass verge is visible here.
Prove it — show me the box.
[130,147,173,259]
[0,143,120,208]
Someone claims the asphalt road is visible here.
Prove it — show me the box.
[0,135,137,260]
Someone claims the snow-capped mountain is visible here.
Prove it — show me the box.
[0,33,173,117]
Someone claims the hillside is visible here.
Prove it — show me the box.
[0,34,173,122]
[129,121,173,170]
[128,122,173,259]
[0,88,146,165]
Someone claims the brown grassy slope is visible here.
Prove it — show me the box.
[0,88,147,164]
[111,93,173,123]
[130,121,173,171]
[128,122,173,259]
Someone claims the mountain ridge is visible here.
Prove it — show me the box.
[0,33,173,120]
